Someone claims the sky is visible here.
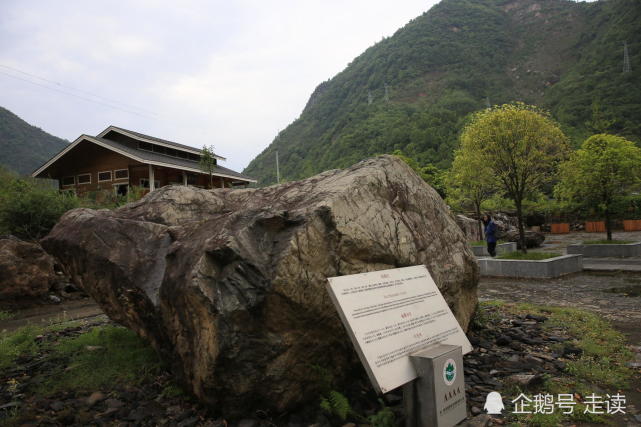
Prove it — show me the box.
[0,0,439,172]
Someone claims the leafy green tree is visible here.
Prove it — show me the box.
[199,145,217,189]
[459,103,569,252]
[446,148,497,238]
[392,150,446,197]
[585,101,615,135]
[555,134,641,240]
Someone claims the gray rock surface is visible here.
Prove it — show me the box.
[456,214,483,241]
[502,229,545,248]
[42,155,478,415]
[0,235,56,299]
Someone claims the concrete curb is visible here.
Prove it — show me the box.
[567,242,641,258]
[471,242,517,257]
[478,254,583,278]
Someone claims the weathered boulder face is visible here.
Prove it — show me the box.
[503,229,546,249]
[0,235,56,299]
[42,155,478,416]
[456,214,483,241]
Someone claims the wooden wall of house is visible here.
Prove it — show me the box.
[41,140,243,195]
[44,141,136,195]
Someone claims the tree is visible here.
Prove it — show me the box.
[392,150,447,198]
[446,148,497,238]
[459,103,569,252]
[555,134,641,240]
[199,145,217,189]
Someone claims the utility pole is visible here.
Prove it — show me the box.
[368,91,373,105]
[485,96,491,108]
[275,150,280,184]
[623,41,631,73]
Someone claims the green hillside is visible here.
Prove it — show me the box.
[244,0,641,185]
[0,107,68,175]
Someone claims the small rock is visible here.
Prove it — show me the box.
[509,341,523,351]
[0,401,20,410]
[237,419,258,427]
[507,354,520,363]
[496,335,511,346]
[506,374,535,386]
[86,391,106,407]
[383,392,402,404]
[526,314,548,322]
[563,345,583,357]
[50,401,65,411]
[85,345,104,351]
[463,414,491,427]
[471,406,482,415]
[165,405,182,416]
[104,398,124,409]
[177,417,200,427]
[96,407,119,419]
[49,294,61,304]
[626,361,641,368]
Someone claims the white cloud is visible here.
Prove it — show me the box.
[0,0,437,172]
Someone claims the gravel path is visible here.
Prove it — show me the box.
[479,271,641,323]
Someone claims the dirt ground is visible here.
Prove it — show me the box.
[479,270,641,426]
[533,230,641,254]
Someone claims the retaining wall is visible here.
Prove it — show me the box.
[478,254,583,278]
[471,242,517,257]
[566,242,641,258]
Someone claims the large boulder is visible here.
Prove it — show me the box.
[456,214,483,241]
[503,229,546,249]
[0,235,56,299]
[42,155,478,416]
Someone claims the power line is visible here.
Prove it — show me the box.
[0,65,158,119]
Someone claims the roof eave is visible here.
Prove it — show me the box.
[32,135,256,183]
[97,125,227,161]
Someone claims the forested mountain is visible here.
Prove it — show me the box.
[244,0,641,185]
[0,107,68,175]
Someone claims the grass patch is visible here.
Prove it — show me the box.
[479,301,633,425]
[0,310,14,321]
[38,325,163,394]
[497,251,561,260]
[0,325,42,370]
[583,239,635,244]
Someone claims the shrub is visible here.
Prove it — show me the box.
[0,170,79,240]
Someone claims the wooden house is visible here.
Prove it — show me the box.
[32,126,256,195]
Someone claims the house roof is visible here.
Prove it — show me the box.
[97,125,226,161]
[32,133,256,183]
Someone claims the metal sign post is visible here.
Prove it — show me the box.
[403,344,467,427]
[326,266,472,427]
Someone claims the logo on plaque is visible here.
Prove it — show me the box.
[443,358,456,386]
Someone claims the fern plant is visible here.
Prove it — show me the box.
[368,399,396,427]
[319,390,351,421]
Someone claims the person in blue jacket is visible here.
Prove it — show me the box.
[482,214,497,257]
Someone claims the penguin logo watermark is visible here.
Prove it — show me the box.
[484,392,505,414]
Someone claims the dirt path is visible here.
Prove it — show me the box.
[479,271,641,323]
[536,230,641,251]
[0,298,104,333]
